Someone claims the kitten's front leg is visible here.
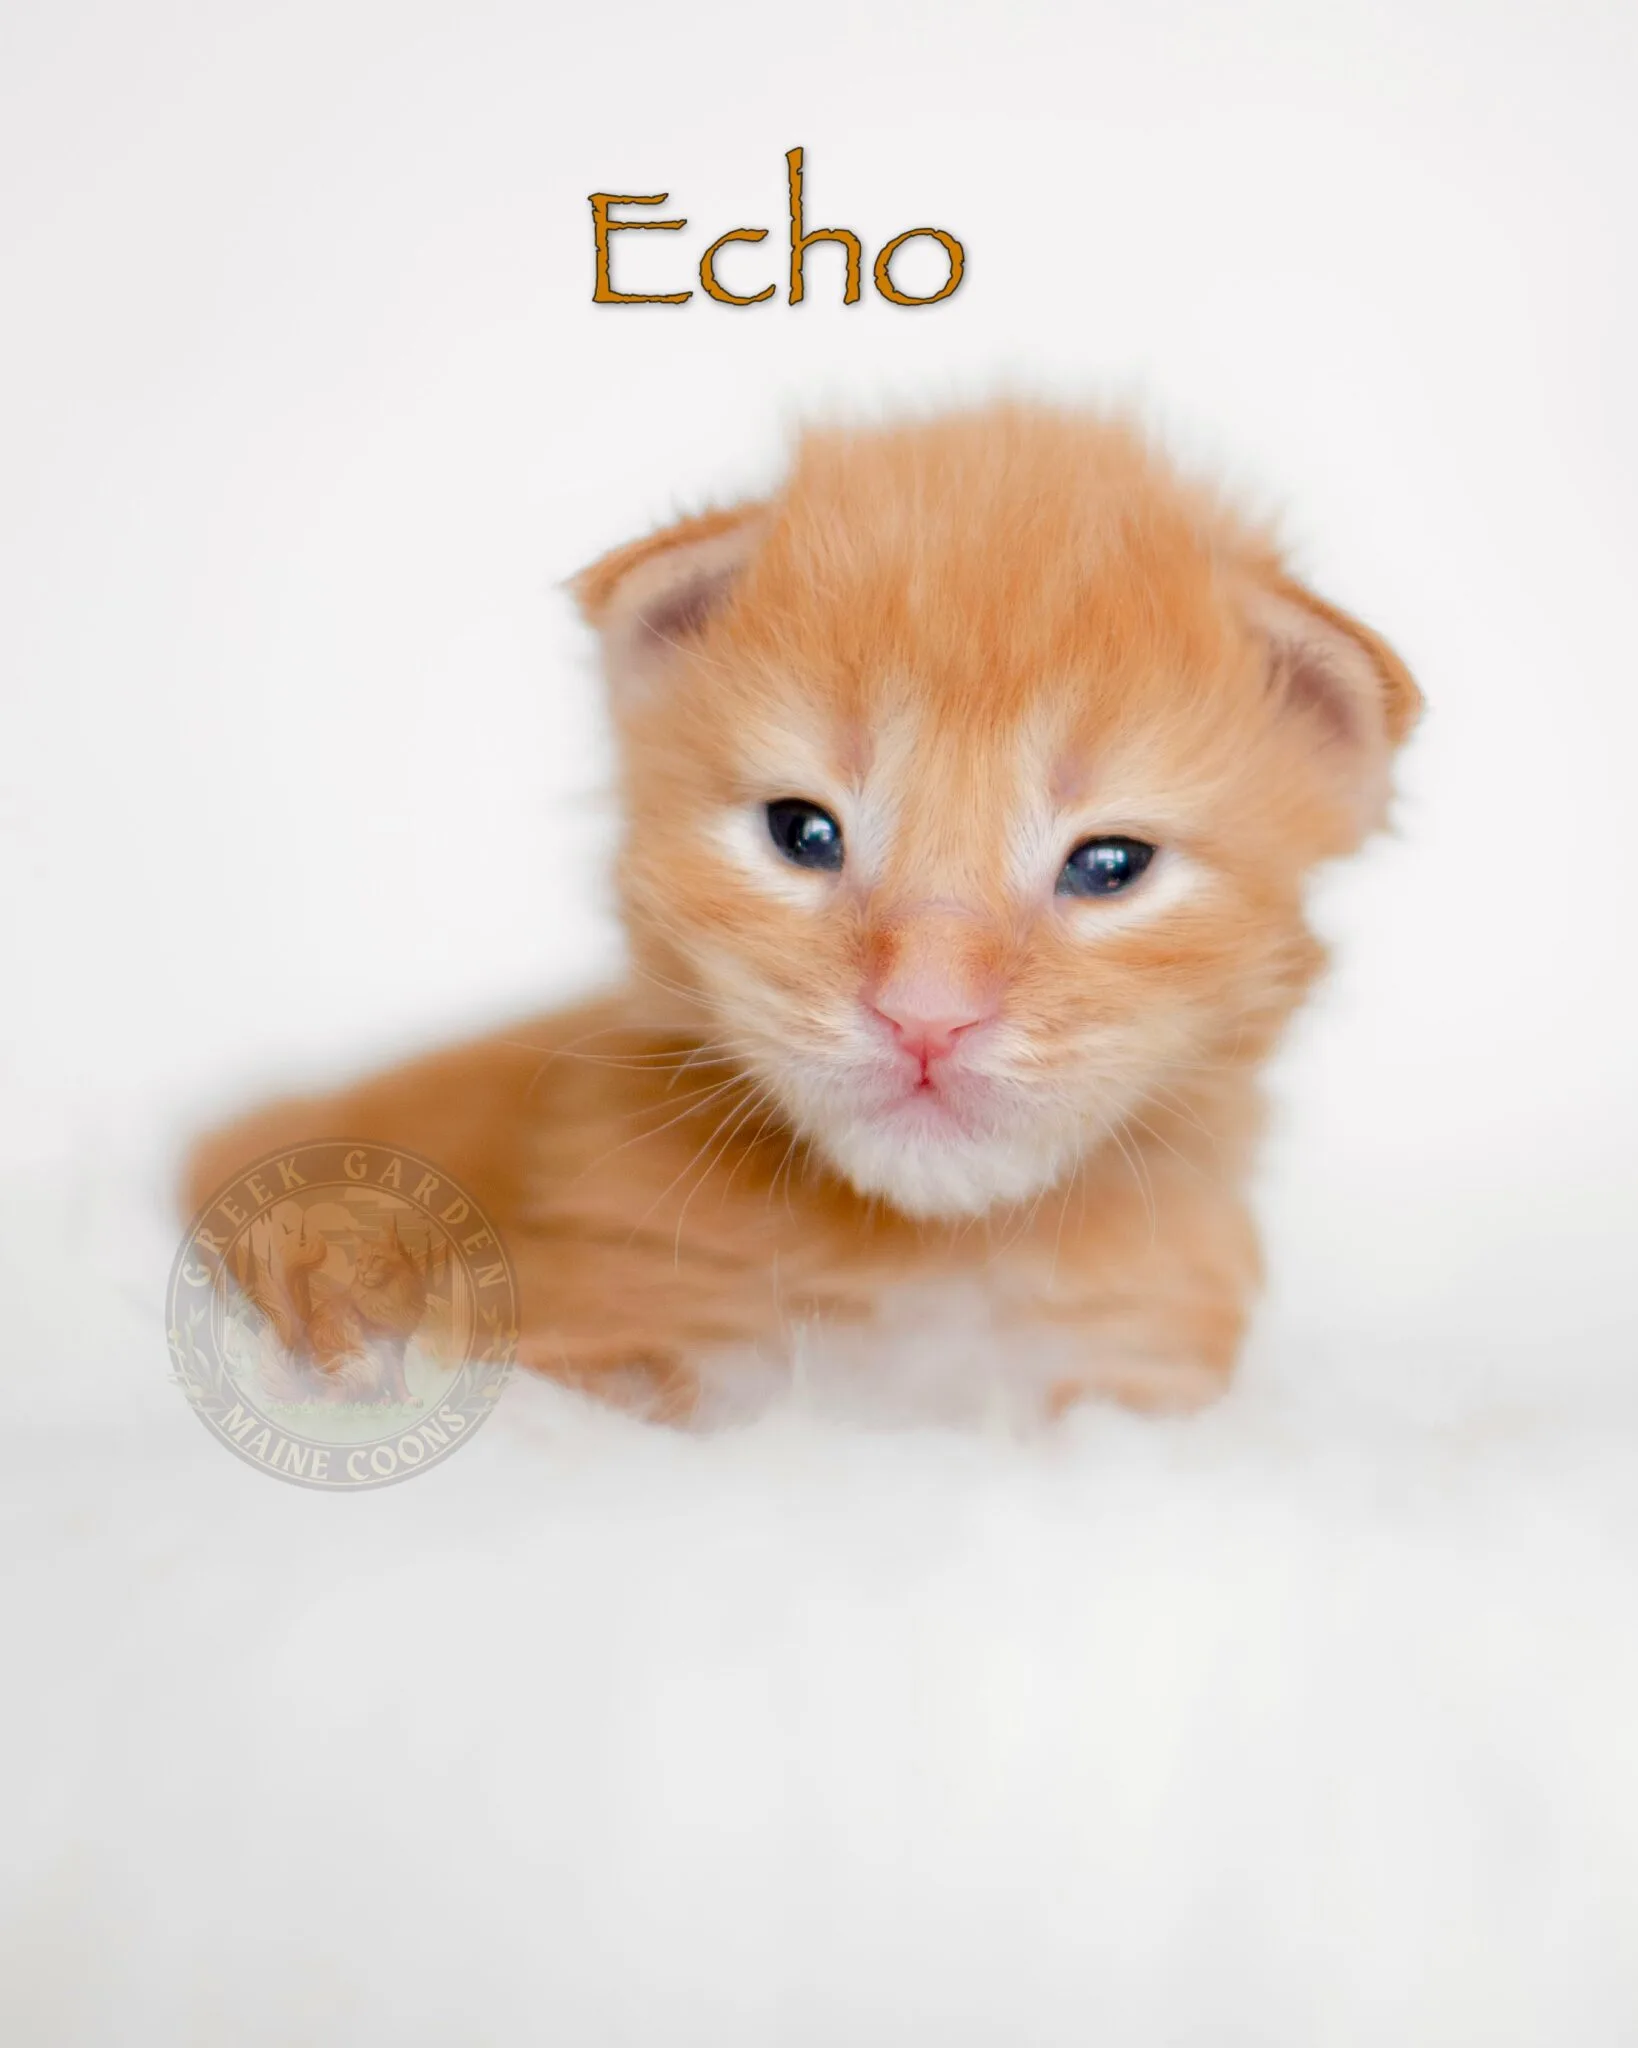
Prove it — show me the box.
[181,998,848,1426]
[1046,1349,1238,1418]
[1017,1158,1261,1419]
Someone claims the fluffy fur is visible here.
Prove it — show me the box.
[185,405,1421,1420]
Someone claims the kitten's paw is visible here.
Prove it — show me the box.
[1048,1356,1230,1419]
[515,1339,702,1427]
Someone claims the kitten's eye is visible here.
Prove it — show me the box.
[1057,836,1156,898]
[766,798,844,872]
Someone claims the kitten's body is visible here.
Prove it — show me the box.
[186,406,1419,1422]
[190,991,1260,1416]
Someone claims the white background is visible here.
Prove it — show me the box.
[4,2,1637,2041]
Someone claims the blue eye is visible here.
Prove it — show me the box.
[1057,836,1156,898]
[766,799,844,872]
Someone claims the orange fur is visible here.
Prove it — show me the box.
[185,404,1421,1422]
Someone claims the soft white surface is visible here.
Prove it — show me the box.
[5,0,1638,2039]
[5,1143,1638,2045]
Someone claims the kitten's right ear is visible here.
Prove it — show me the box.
[569,502,767,692]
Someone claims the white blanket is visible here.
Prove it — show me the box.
[5,1132,1636,2046]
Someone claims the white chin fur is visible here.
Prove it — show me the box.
[817,1117,1071,1220]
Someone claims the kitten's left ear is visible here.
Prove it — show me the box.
[1241,566,1423,832]
[570,502,768,694]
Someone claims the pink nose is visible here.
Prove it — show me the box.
[870,995,992,1066]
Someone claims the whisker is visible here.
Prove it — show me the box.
[1124,1108,1209,1181]
[503,1016,743,1063]
[506,1041,741,1075]
[1046,1164,1081,1293]
[669,1085,780,1267]
[629,962,723,1010]
[768,1126,805,1220]
[620,1076,765,1248]
[570,1073,749,1186]
[1108,1121,1157,1244]
[1143,1082,1219,1140]
[717,1096,790,1207]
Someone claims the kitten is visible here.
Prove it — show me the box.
[186,404,1421,1422]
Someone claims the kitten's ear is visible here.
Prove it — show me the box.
[1241,565,1423,832]
[570,502,768,693]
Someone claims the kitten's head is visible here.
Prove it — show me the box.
[351,1217,427,1333]
[574,406,1420,1221]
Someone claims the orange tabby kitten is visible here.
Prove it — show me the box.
[186,405,1421,1421]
